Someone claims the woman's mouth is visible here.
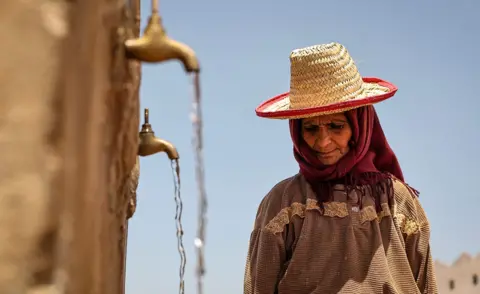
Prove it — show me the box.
[316,150,337,157]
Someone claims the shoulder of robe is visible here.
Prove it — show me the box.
[254,174,302,228]
[392,177,429,236]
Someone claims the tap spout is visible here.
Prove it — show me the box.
[138,108,179,160]
[124,14,200,73]
[138,134,179,159]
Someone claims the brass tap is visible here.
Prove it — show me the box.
[124,0,200,73]
[138,108,179,160]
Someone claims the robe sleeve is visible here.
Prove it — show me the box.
[244,185,287,294]
[393,180,439,294]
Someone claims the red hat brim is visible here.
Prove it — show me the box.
[256,77,398,119]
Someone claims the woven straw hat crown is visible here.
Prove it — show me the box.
[288,42,385,110]
[255,42,396,119]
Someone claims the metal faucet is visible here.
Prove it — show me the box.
[124,0,200,73]
[138,108,179,160]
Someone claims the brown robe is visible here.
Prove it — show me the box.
[244,174,438,294]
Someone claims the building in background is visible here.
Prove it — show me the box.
[435,253,479,293]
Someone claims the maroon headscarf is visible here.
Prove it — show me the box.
[290,106,406,209]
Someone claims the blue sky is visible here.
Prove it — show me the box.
[125,0,480,293]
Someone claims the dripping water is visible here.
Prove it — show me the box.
[170,159,186,294]
[191,72,208,294]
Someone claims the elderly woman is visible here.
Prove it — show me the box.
[244,43,438,294]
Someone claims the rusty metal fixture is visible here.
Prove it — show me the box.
[138,108,179,159]
[124,0,200,73]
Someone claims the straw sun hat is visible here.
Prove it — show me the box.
[255,42,398,119]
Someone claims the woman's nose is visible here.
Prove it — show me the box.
[314,128,332,149]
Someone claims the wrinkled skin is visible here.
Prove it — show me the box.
[301,112,352,165]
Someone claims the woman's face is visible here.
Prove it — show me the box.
[301,112,353,165]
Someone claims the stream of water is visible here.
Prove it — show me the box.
[170,158,186,294]
[191,72,207,294]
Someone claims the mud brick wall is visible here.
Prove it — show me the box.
[0,1,140,293]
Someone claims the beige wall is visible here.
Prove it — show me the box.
[0,1,140,293]
[435,253,480,294]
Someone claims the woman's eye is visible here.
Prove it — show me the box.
[328,123,344,130]
[304,126,318,133]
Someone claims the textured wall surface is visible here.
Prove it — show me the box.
[0,1,68,293]
[0,0,140,293]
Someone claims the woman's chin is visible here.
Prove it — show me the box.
[316,157,340,166]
